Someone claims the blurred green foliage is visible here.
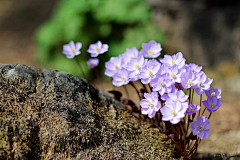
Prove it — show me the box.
[35,0,165,78]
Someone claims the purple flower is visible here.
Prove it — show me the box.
[105,56,123,77]
[191,115,210,139]
[160,52,185,69]
[167,65,184,83]
[160,101,187,124]
[87,41,108,57]
[112,69,130,87]
[150,73,173,95]
[181,70,198,89]
[140,40,162,58]
[139,59,161,84]
[125,55,147,81]
[186,103,201,115]
[205,86,221,99]
[202,97,222,112]
[194,72,213,95]
[185,63,202,73]
[140,92,161,118]
[87,58,99,69]
[62,41,82,59]
[122,47,139,64]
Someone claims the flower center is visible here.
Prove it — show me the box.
[71,49,75,53]
[171,110,176,116]
[96,47,100,52]
[171,74,176,78]
[189,107,194,112]
[188,79,192,84]
[148,101,153,107]
[115,66,119,70]
[210,103,214,108]
[160,81,164,86]
[211,92,215,97]
[171,60,175,65]
[135,64,140,69]
[199,82,203,87]
[121,77,126,82]
[198,125,204,131]
[148,50,153,55]
[149,71,153,77]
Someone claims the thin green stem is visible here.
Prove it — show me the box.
[75,57,86,79]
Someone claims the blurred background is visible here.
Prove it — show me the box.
[0,0,240,158]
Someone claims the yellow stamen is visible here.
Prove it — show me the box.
[190,108,194,112]
[211,92,215,97]
[71,49,75,53]
[199,82,203,87]
[198,125,204,131]
[171,74,176,78]
[149,71,153,77]
[135,64,140,69]
[171,60,175,65]
[96,47,100,52]
[148,102,153,107]
[121,77,126,82]
[210,103,214,108]
[148,50,153,55]
[115,66,119,70]
[188,79,192,84]
[160,82,164,86]
[171,110,176,116]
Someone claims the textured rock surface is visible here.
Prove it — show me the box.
[0,64,176,159]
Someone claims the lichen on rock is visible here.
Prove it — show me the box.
[0,64,176,159]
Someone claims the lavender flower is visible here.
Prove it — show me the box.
[202,97,223,112]
[62,41,82,59]
[167,65,184,83]
[87,58,99,69]
[112,69,130,87]
[139,59,161,84]
[87,41,108,57]
[191,115,210,139]
[181,70,198,89]
[140,40,162,58]
[150,73,173,95]
[140,92,161,118]
[186,103,201,115]
[125,55,147,81]
[160,101,187,124]
[105,56,123,77]
[122,47,139,64]
[160,52,185,69]
[205,86,222,99]
[185,63,202,73]
[194,72,213,95]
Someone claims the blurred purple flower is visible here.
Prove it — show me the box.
[160,52,185,69]
[140,92,161,118]
[191,115,210,139]
[105,56,123,77]
[202,97,222,112]
[87,58,99,69]
[160,101,187,124]
[150,73,173,95]
[62,41,82,59]
[186,103,201,115]
[205,86,221,99]
[112,68,130,87]
[139,59,161,84]
[181,70,198,89]
[87,41,108,57]
[140,40,162,58]
[125,55,147,81]
[194,72,213,95]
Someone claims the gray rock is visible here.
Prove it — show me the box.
[0,64,176,159]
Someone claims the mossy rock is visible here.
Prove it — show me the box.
[0,64,176,159]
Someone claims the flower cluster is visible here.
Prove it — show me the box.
[62,40,108,69]
[104,40,222,143]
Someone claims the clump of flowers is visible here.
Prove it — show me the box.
[62,40,222,159]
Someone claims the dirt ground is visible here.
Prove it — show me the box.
[0,1,240,159]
